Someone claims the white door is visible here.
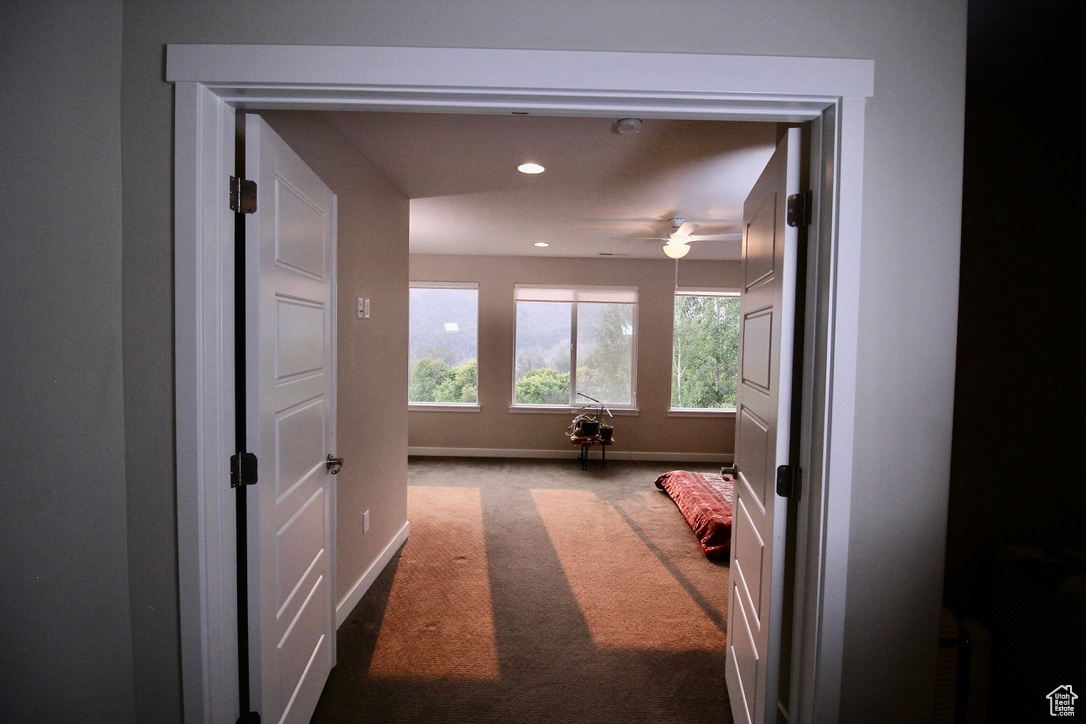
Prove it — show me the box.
[246,114,337,724]
[726,128,802,724]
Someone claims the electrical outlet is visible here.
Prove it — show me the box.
[363,510,370,533]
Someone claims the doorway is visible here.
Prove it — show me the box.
[170,44,872,724]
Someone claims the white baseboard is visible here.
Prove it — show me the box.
[335,520,410,629]
[408,446,732,464]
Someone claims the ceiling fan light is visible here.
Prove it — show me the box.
[662,242,691,259]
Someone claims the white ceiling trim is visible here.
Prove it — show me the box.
[167,45,872,120]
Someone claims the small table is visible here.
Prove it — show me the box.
[570,434,614,470]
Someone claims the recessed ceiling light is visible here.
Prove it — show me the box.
[534,241,550,248]
[518,162,545,175]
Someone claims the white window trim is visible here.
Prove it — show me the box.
[668,408,737,418]
[674,287,740,298]
[411,280,479,290]
[514,284,638,303]
[408,281,479,406]
[670,288,741,414]
[512,284,638,409]
[409,403,481,413]
[506,404,639,416]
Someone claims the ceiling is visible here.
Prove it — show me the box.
[322,112,778,261]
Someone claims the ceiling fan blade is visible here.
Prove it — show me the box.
[672,221,699,238]
[688,232,743,242]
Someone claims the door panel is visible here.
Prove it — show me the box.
[275,299,326,379]
[275,488,327,614]
[733,495,767,618]
[246,114,337,724]
[736,407,770,510]
[741,309,773,394]
[726,128,802,724]
[729,587,760,718]
[275,400,326,499]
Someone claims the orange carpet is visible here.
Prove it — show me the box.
[532,487,727,651]
[313,458,733,723]
[368,485,500,680]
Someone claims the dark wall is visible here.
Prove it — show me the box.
[0,1,135,720]
[945,1,1083,718]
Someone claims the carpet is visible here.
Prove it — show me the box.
[312,458,733,723]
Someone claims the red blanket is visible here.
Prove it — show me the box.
[655,470,735,560]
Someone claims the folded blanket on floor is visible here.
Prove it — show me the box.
[654,470,735,560]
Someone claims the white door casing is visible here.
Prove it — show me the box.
[170,46,872,724]
[727,128,802,724]
[174,81,240,724]
[245,115,337,724]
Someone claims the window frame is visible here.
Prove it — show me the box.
[408,281,481,411]
[511,284,639,412]
[669,287,740,417]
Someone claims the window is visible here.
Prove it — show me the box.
[671,290,740,411]
[513,285,637,408]
[408,283,478,405]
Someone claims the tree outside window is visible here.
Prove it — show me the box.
[513,286,636,407]
[671,291,740,410]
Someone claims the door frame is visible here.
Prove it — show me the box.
[169,45,872,724]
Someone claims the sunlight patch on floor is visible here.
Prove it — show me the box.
[531,487,727,652]
[368,485,500,680]
[621,489,730,617]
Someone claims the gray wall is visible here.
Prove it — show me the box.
[0,1,135,720]
[409,255,740,459]
[0,0,967,720]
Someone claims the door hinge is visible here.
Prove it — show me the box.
[230,452,258,488]
[229,176,257,215]
[776,464,800,499]
[787,190,812,228]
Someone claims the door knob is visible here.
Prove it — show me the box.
[325,454,344,474]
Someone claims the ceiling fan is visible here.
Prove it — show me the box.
[623,217,741,259]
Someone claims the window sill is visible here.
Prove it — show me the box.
[508,405,638,416]
[668,408,736,418]
[409,403,481,413]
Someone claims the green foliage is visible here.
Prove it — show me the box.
[410,356,478,403]
[513,298,633,406]
[409,356,449,402]
[671,296,740,409]
[514,367,570,405]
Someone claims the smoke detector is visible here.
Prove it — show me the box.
[615,118,643,135]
